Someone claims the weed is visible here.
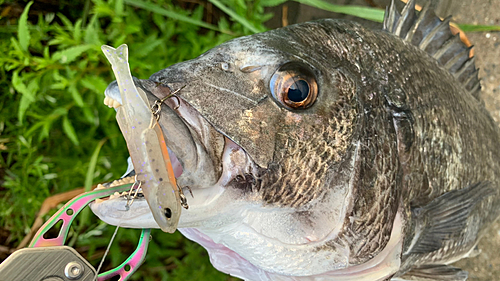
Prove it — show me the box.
[0,0,261,279]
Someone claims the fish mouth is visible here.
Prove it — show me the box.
[91,79,257,229]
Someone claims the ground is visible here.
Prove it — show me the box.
[449,1,500,279]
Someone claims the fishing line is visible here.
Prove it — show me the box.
[95,192,132,280]
[95,224,121,280]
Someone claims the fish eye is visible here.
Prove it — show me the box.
[270,62,318,110]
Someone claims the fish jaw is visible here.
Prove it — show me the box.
[89,185,227,229]
[90,195,158,229]
[92,196,404,280]
[102,78,225,190]
[91,77,230,228]
[180,212,404,281]
[90,128,363,277]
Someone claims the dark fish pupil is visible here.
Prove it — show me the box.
[287,80,309,102]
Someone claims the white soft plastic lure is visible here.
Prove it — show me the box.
[101,44,181,233]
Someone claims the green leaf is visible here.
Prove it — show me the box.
[218,17,231,33]
[261,0,289,7]
[25,121,45,137]
[11,71,34,100]
[18,94,34,124]
[84,16,100,45]
[79,76,108,95]
[40,121,51,141]
[26,77,40,96]
[295,0,385,23]
[62,116,80,146]
[52,45,93,64]
[115,0,125,18]
[132,34,164,58]
[12,71,38,123]
[57,13,74,31]
[124,0,227,34]
[208,0,264,33]
[457,24,500,32]
[18,1,33,52]
[9,37,23,60]
[69,84,84,107]
[82,106,97,125]
[51,107,69,117]
[85,139,107,192]
[74,19,82,42]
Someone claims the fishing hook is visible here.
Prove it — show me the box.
[178,184,189,209]
[151,86,185,121]
[125,175,142,210]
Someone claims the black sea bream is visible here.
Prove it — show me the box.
[90,1,500,280]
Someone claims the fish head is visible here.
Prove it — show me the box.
[91,20,401,279]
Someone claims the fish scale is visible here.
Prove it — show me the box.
[91,1,500,280]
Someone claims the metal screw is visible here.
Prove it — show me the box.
[64,261,84,280]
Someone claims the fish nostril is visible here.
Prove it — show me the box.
[221,62,231,71]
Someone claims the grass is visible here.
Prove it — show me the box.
[0,0,264,279]
[1,0,498,280]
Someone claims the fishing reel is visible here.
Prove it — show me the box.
[0,183,150,281]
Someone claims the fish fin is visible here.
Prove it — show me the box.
[408,182,495,254]
[382,0,481,100]
[394,265,468,281]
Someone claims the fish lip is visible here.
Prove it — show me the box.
[94,79,250,220]
[96,67,267,230]
[103,78,225,189]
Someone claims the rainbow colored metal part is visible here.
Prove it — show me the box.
[29,184,151,281]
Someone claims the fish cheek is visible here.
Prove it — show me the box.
[256,71,359,208]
